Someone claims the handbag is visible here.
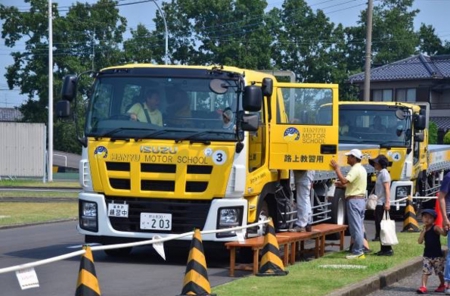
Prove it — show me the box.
[366,188,378,211]
[380,211,399,246]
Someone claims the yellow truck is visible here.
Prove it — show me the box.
[332,101,450,211]
[57,64,345,255]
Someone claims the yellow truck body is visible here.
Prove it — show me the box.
[59,64,346,251]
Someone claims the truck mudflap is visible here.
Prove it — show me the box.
[77,192,248,243]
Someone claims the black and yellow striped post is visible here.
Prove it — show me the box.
[402,195,420,232]
[178,229,216,296]
[256,219,288,276]
[75,245,101,296]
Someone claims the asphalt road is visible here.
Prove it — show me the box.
[0,216,402,295]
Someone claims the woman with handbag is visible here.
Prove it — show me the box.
[369,154,394,256]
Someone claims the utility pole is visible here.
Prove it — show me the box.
[48,0,54,182]
[151,0,168,65]
[363,0,373,102]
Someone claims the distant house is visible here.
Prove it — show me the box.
[0,107,23,122]
[348,54,450,139]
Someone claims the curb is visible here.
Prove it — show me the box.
[327,256,422,296]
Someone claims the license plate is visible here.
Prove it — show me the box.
[140,213,172,230]
[107,203,129,218]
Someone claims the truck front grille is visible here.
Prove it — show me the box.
[105,197,211,233]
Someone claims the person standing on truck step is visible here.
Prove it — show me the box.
[369,154,394,256]
[330,149,367,260]
[437,170,450,294]
[289,170,315,232]
[127,89,163,126]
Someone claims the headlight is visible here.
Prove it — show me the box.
[396,186,411,199]
[217,207,243,238]
[79,201,98,232]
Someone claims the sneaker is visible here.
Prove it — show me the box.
[417,286,428,294]
[376,250,394,256]
[289,226,306,232]
[346,253,365,260]
[445,287,450,295]
[363,247,372,254]
[371,237,380,242]
[435,284,446,292]
[305,224,312,232]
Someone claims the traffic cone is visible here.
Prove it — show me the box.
[256,219,289,276]
[75,245,101,296]
[402,195,420,232]
[435,197,443,227]
[178,229,215,296]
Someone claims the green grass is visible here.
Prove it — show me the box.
[0,202,77,227]
[0,179,80,188]
[212,232,435,296]
[0,191,78,198]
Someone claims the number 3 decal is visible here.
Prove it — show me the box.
[213,150,227,165]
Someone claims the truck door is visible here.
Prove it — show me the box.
[269,83,339,171]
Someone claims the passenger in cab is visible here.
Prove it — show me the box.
[370,116,386,132]
[222,107,235,131]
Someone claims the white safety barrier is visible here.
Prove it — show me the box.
[0,219,270,275]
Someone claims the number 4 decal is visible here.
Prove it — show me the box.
[392,152,401,161]
[213,150,227,165]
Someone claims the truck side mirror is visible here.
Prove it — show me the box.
[61,75,78,102]
[241,114,259,131]
[262,78,273,96]
[413,114,426,131]
[414,133,424,143]
[56,100,71,118]
[243,85,262,111]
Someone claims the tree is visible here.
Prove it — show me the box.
[418,24,449,55]
[429,121,438,144]
[269,0,347,83]
[148,0,272,69]
[444,130,450,144]
[0,0,127,153]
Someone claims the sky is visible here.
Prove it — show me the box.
[1,0,450,108]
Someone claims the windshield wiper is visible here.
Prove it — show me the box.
[96,128,130,139]
[174,131,216,145]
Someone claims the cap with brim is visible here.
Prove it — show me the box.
[421,209,437,219]
[369,155,389,167]
[344,149,363,159]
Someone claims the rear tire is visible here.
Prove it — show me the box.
[328,188,346,240]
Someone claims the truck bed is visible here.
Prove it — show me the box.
[428,144,450,173]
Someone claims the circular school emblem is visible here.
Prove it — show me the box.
[283,127,300,142]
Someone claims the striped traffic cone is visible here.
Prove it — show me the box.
[75,245,101,296]
[178,229,215,296]
[402,195,420,232]
[256,219,289,276]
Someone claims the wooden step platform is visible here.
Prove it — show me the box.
[224,223,348,277]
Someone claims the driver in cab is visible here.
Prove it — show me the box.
[127,89,163,126]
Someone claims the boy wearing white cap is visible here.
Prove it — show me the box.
[330,149,367,259]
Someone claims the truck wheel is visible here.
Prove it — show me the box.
[104,247,133,257]
[328,188,346,240]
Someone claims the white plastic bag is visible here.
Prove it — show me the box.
[380,211,399,246]
[366,194,378,210]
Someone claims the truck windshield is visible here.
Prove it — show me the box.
[337,106,410,147]
[85,76,239,142]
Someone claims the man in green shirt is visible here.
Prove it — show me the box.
[330,149,367,260]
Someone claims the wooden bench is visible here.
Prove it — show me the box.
[224,236,291,277]
[275,231,322,263]
[311,223,348,256]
